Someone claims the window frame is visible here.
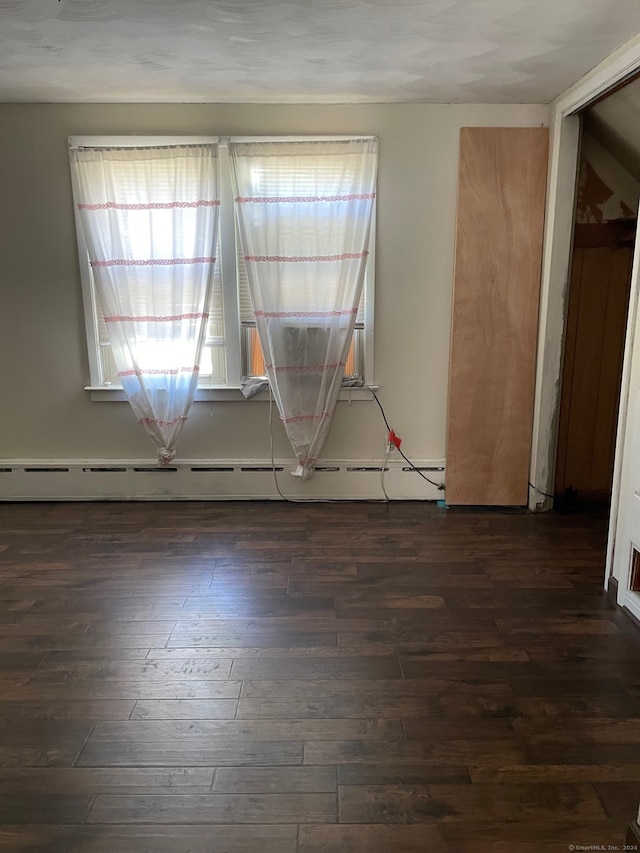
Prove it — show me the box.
[70,134,376,397]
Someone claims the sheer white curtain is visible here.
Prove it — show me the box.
[229,138,378,479]
[70,143,219,464]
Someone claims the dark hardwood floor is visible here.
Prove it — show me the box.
[0,500,639,852]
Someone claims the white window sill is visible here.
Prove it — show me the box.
[85,385,378,402]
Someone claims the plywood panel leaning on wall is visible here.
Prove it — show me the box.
[446,127,549,505]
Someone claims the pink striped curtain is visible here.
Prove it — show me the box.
[229,138,378,479]
[70,144,219,464]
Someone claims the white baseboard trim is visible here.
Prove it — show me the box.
[0,457,446,501]
[624,590,640,625]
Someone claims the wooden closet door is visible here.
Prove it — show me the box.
[446,127,549,505]
[555,243,633,502]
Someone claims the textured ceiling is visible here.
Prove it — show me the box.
[2,0,640,104]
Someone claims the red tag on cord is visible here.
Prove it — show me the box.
[388,430,402,450]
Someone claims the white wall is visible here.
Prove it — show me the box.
[0,102,548,495]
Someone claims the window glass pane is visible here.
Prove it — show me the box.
[242,324,363,380]
[236,166,367,325]
[92,236,225,386]
[198,343,226,384]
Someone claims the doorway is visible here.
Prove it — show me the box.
[529,43,640,601]
[554,101,639,512]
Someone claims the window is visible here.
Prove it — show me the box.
[237,226,366,381]
[70,135,375,393]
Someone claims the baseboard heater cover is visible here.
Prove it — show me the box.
[0,459,445,501]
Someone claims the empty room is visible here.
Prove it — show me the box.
[3,1,640,851]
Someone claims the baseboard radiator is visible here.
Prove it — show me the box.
[0,458,445,501]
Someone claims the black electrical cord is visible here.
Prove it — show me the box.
[528,481,554,499]
[366,387,445,491]
[369,386,392,432]
[367,388,552,501]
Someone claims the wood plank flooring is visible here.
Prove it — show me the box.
[0,500,639,852]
